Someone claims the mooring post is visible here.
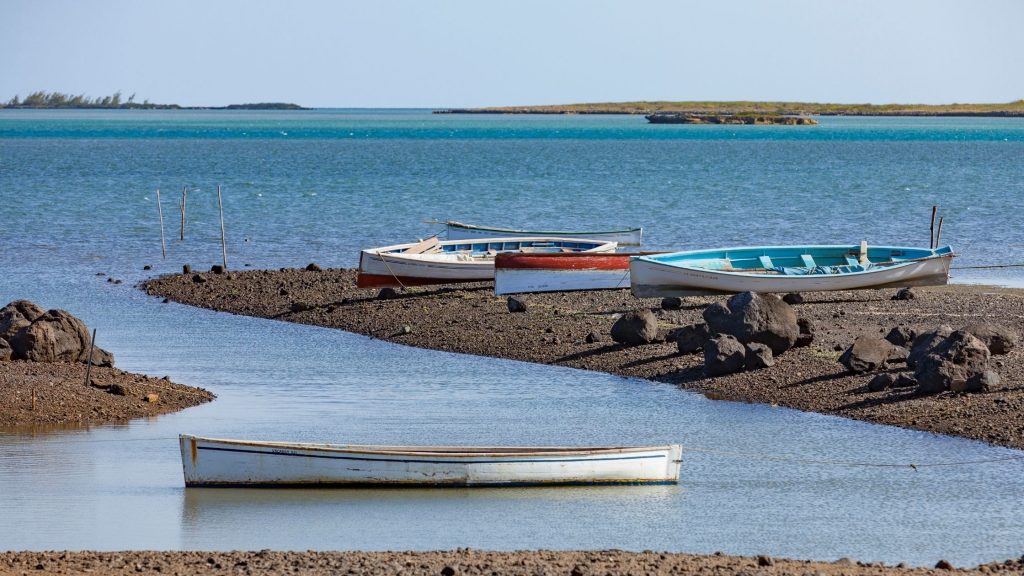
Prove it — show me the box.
[156,188,166,259]
[217,184,228,270]
[929,205,937,249]
[83,328,97,387]
[180,185,188,240]
[935,216,944,247]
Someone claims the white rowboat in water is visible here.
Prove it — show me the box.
[179,435,682,487]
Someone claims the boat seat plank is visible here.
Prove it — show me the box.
[844,255,859,266]
[758,255,773,269]
[800,254,816,267]
[404,236,440,255]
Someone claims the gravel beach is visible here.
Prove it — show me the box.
[145,267,1024,450]
[3,549,1023,576]
[0,360,214,428]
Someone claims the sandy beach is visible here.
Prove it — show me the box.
[143,267,1024,450]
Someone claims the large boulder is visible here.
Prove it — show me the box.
[674,323,710,354]
[838,337,894,373]
[0,338,11,362]
[703,334,746,376]
[961,323,1018,355]
[8,308,114,366]
[744,342,775,370]
[610,310,659,345]
[702,292,799,355]
[0,300,46,342]
[884,326,917,349]
[907,325,954,368]
[915,330,991,394]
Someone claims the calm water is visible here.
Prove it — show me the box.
[1,110,1023,565]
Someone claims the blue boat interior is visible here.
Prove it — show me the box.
[640,245,952,275]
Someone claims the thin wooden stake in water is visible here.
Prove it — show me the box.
[180,186,188,240]
[156,189,166,259]
[83,328,97,387]
[217,185,228,270]
[929,205,937,249]
[935,216,944,247]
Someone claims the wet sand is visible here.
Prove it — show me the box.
[3,549,1022,575]
[0,360,214,428]
[144,268,1024,450]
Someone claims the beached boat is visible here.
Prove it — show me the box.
[630,244,955,297]
[439,220,643,246]
[494,252,663,295]
[179,435,682,487]
[357,236,617,289]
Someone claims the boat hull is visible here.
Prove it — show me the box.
[444,221,643,247]
[180,436,682,487]
[357,237,617,289]
[631,245,954,297]
[493,253,660,294]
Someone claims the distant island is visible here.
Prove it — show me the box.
[436,99,1024,117]
[1,91,305,110]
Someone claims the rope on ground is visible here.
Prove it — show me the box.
[680,444,1024,469]
[952,263,1024,270]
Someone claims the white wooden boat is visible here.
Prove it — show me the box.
[631,244,955,297]
[179,435,682,487]
[494,252,663,295]
[440,220,643,246]
[357,236,617,289]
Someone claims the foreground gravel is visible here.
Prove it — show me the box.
[144,268,1024,450]
[0,360,214,428]
[3,550,1023,576]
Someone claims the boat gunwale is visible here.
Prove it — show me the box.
[365,236,618,257]
[633,245,954,279]
[182,435,675,459]
[445,220,642,236]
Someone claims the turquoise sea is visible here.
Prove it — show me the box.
[0,110,1023,565]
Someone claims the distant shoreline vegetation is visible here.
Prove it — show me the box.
[1,91,305,110]
[436,100,1024,117]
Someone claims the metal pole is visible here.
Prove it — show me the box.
[83,328,97,387]
[929,205,937,249]
[156,189,166,259]
[217,185,228,270]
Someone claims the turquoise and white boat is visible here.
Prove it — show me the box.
[630,244,955,297]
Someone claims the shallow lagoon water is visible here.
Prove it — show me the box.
[1,110,1023,564]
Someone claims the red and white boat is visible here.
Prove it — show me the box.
[357,236,617,289]
[494,252,663,295]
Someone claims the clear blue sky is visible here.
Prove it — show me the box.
[2,0,1021,107]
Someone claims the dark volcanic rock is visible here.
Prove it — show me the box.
[744,342,774,370]
[191,274,206,284]
[868,373,897,392]
[182,264,192,274]
[782,292,804,305]
[585,331,602,344]
[703,334,746,376]
[702,292,799,355]
[210,265,225,274]
[674,323,710,354]
[907,325,954,368]
[893,373,918,388]
[892,288,916,300]
[887,345,909,365]
[794,317,814,348]
[0,300,46,342]
[962,323,1018,355]
[915,330,991,393]
[610,310,658,345]
[8,308,113,366]
[506,296,528,313]
[660,297,685,311]
[377,287,400,300]
[884,326,917,348]
[0,338,11,362]
[305,262,323,272]
[839,337,893,373]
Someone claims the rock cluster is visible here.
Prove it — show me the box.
[663,292,807,376]
[0,300,114,366]
[848,322,1017,395]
